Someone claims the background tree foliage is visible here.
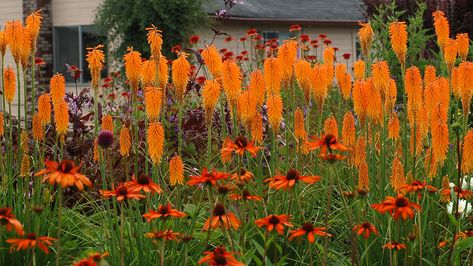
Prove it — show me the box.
[95,0,209,59]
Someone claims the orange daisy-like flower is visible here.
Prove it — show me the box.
[100,184,146,202]
[353,222,379,239]
[143,204,186,221]
[371,194,421,221]
[400,180,437,200]
[265,169,321,190]
[255,214,293,235]
[453,186,473,200]
[230,168,254,183]
[73,252,109,266]
[289,223,331,243]
[0,207,24,236]
[198,246,244,266]
[7,233,56,254]
[229,189,262,201]
[35,160,92,191]
[145,229,180,241]
[187,168,229,187]
[306,134,348,155]
[383,241,406,250]
[125,174,163,194]
[203,203,241,231]
[221,136,260,163]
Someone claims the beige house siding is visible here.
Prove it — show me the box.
[0,0,24,116]
[52,0,102,26]
[199,21,358,70]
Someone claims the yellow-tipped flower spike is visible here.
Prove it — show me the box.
[169,155,184,185]
[0,31,6,56]
[221,59,242,107]
[0,112,4,137]
[353,60,365,80]
[32,113,44,141]
[237,90,257,128]
[251,113,263,144]
[171,52,191,102]
[371,61,390,94]
[294,59,312,101]
[124,47,142,91]
[264,57,282,95]
[4,66,16,103]
[145,25,163,59]
[248,70,265,107]
[37,93,52,125]
[101,115,114,133]
[50,73,66,105]
[444,38,458,73]
[357,161,369,194]
[20,155,30,177]
[277,40,297,82]
[323,116,339,139]
[387,112,400,140]
[390,155,405,193]
[201,45,223,78]
[25,9,42,41]
[433,10,450,51]
[294,108,307,142]
[358,22,374,58]
[141,59,157,87]
[157,55,169,88]
[342,112,356,146]
[462,129,473,174]
[4,20,26,63]
[456,33,469,61]
[266,93,283,134]
[119,126,131,157]
[202,79,221,123]
[54,99,69,135]
[389,21,408,67]
[147,122,164,165]
[144,86,163,122]
[86,44,105,89]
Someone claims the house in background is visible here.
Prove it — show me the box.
[0,0,364,115]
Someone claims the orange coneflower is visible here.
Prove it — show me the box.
[147,122,164,165]
[145,25,163,59]
[25,10,42,42]
[198,246,244,266]
[202,79,221,122]
[4,66,16,103]
[169,155,185,185]
[371,194,420,221]
[265,168,321,190]
[456,33,469,61]
[255,214,293,235]
[389,21,408,66]
[278,40,297,81]
[126,174,162,194]
[453,186,473,200]
[357,161,370,194]
[221,59,242,107]
[294,59,312,101]
[187,168,229,186]
[86,44,105,89]
[101,184,146,202]
[229,189,262,201]
[231,168,254,183]
[323,116,339,139]
[4,20,25,63]
[119,126,131,157]
[433,10,449,51]
[7,233,56,254]
[221,136,260,163]
[101,114,113,132]
[201,45,223,78]
[73,252,109,266]
[50,73,66,104]
[37,93,51,125]
[342,112,356,146]
[444,38,458,72]
[35,160,92,191]
[400,180,437,200]
[306,134,348,155]
[358,22,374,58]
[144,86,163,122]
[53,99,69,135]
[439,176,451,202]
[353,222,379,239]
[172,52,191,101]
[248,69,265,107]
[0,207,24,235]
[289,223,330,243]
[143,204,185,221]
[294,108,307,142]
[124,47,142,90]
[264,57,282,95]
[145,230,180,241]
[203,203,240,230]
[383,241,406,250]
[266,93,283,134]
[353,60,365,80]
[32,113,44,141]
[141,59,157,86]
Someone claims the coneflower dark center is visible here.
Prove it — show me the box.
[240,168,247,175]
[395,197,408,207]
[0,208,8,216]
[117,186,129,196]
[235,136,248,148]
[137,174,150,185]
[213,204,226,216]
[268,215,280,225]
[302,222,314,232]
[213,254,227,265]
[59,160,74,173]
[361,222,371,229]
[242,190,251,198]
[324,134,336,145]
[286,169,299,180]
[158,205,170,215]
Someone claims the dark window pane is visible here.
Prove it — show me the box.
[54,27,79,83]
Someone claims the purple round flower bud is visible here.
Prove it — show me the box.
[97,130,114,149]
